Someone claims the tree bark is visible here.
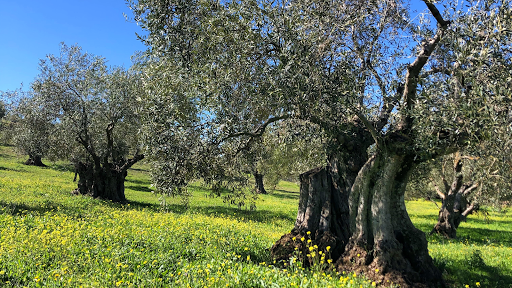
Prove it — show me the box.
[431,183,479,238]
[271,163,351,265]
[25,154,46,167]
[272,151,444,288]
[73,154,144,203]
[254,172,267,194]
[340,152,443,288]
[430,153,480,238]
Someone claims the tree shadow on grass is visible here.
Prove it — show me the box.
[125,178,151,186]
[48,162,75,173]
[0,166,27,173]
[425,227,512,248]
[129,167,149,172]
[409,214,512,247]
[437,251,512,288]
[123,199,161,211]
[268,189,300,201]
[456,227,512,247]
[125,185,152,193]
[0,200,81,218]
[159,202,296,224]
[0,274,25,287]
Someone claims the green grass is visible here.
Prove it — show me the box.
[407,200,512,288]
[0,145,511,287]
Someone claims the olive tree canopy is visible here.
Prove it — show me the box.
[129,0,512,286]
[31,43,145,202]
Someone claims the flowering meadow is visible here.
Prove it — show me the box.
[0,145,511,287]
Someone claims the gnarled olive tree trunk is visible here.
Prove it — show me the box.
[430,153,479,238]
[272,150,444,288]
[431,190,478,238]
[25,154,46,167]
[341,152,442,287]
[73,154,144,203]
[271,162,351,264]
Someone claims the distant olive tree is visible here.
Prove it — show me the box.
[0,100,6,119]
[29,43,144,202]
[10,94,55,166]
[0,99,12,145]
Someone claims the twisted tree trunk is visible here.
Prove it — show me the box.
[73,154,144,203]
[271,162,351,264]
[340,152,442,288]
[272,150,444,287]
[430,153,480,238]
[72,121,144,202]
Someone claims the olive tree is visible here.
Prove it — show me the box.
[409,153,496,238]
[0,97,15,145]
[11,94,55,166]
[129,0,512,286]
[0,100,6,119]
[31,43,144,202]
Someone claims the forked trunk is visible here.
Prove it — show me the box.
[430,153,480,239]
[73,161,128,203]
[431,187,478,238]
[25,154,46,167]
[254,172,267,194]
[272,151,444,288]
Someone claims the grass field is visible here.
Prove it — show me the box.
[0,145,511,287]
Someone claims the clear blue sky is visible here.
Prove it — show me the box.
[0,0,146,92]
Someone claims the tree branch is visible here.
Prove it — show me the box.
[400,1,450,131]
[105,122,115,165]
[461,202,479,217]
[439,165,450,193]
[120,151,145,172]
[424,1,451,27]
[420,66,452,78]
[449,152,463,195]
[462,182,479,197]
[355,111,380,147]
[430,177,446,200]
[219,114,290,143]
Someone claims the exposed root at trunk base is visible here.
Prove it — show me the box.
[271,229,341,267]
[338,240,444,288]
[271,155,446,288]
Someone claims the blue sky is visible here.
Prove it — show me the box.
[0,0,146,92]
[0,0,433,94]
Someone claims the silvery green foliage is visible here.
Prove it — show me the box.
[0,101,6,119]
[0,89,54,161]
[0,94,17,145]
[411,0,512,157]
[130,0,512,197]
[12,93,54,163]
[31,43,144,167]
[256,120,328,187]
